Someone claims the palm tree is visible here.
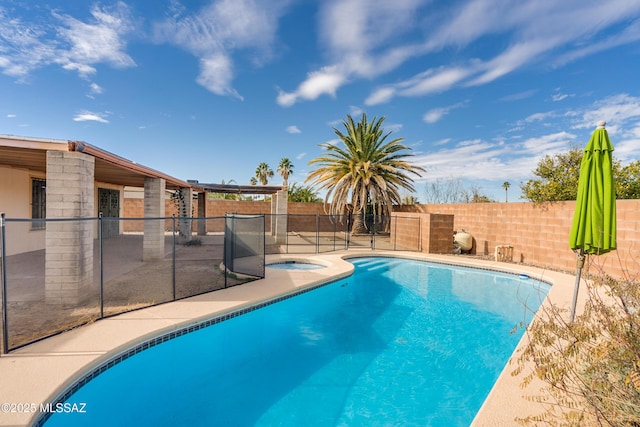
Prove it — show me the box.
[255,162,273,185]
[277,158,294,188]
[502,181,511,202]
[288,183,322,202]
[306,113,425,233]
[249,177,257,185]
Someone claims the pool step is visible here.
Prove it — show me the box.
[353,258,404,272]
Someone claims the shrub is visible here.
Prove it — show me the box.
[514,267,640,426]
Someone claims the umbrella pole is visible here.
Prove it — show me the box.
[570,250,586,322]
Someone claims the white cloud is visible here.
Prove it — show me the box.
[0,3,135,80]
[520,131,576,156]
[73,111,109,123]
[55,2,136,78]
[6,114,16,118]
[197,54,243,100]
[367,66,472,106]
[286,125,301,134]
[277,66,347,107]
[423,101,468,124]
[296,152,306,160]
[0,8,57,78]
[364,87,396,106]
[287,1,640,106]
[349,105,364,117]
[573,94,640,133]
[523,111,557,124]
[423,108,448,124]
[87,82,104,98]
[154,0,289,98]
[499,89,537,102]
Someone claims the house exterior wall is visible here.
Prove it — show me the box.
[0,166,128,256]
[0,166,46,255]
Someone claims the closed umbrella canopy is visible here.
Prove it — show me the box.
[568,120,617,322]
[569,121,617,254]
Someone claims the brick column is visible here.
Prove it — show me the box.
[45,151,95,305]
[423,213,454,254]
[143,178,166,261]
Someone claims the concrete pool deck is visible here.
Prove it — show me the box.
[0,250,580,426]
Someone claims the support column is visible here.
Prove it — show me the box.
[177,187,193,243]
[270,194,277,236]
[143,177,166,261]
[45,151,95,305]
[197,191,207,236]
[274,189,288,244]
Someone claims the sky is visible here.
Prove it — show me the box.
[2,0,640,202]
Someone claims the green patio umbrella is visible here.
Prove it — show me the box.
[568,120,617,321]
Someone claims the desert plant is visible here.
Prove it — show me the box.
[514,265,640,426]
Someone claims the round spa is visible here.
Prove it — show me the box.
[266,260,326,271]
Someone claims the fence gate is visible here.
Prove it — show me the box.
[224,214,265,286]
[98,188,120,238]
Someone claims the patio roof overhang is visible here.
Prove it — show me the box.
[0,135,191,190]
[190,182,284,195]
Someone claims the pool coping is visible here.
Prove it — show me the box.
[0,250,580,426]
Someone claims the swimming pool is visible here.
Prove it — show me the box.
[41,256,549,426]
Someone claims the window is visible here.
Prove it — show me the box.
[31,178,46,230]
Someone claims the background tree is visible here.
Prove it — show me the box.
[617,160,640,199]
[254,162,274,185]
[306,113,425,233]
[277,158,294,188]
[424,178,494,204]
[520,145,640,203]
[521,146,586,203]
[469,186,495,203]
[249,177,257,185]
[209,179,242,200]
[287,183,322,202]
[402,194,419,204]
[502,181,511,202]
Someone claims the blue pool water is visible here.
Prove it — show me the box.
[43,257,549,426]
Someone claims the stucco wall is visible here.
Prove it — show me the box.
[0,166,46,255]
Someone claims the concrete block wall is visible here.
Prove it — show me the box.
[396,200,640,280]
[391,212,454,253]
[390,214,422,250]
[143,178,166,261]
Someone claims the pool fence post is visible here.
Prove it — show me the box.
[316,214,319,254]
[346,213,351,250]
[172,215,176,300]
[333,216,336,252]
[1,213,8,354]
[99,213,104,319]
[393,216,397,251]
[370,216,375,250]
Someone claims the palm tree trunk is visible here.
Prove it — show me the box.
[351,211,368,234]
